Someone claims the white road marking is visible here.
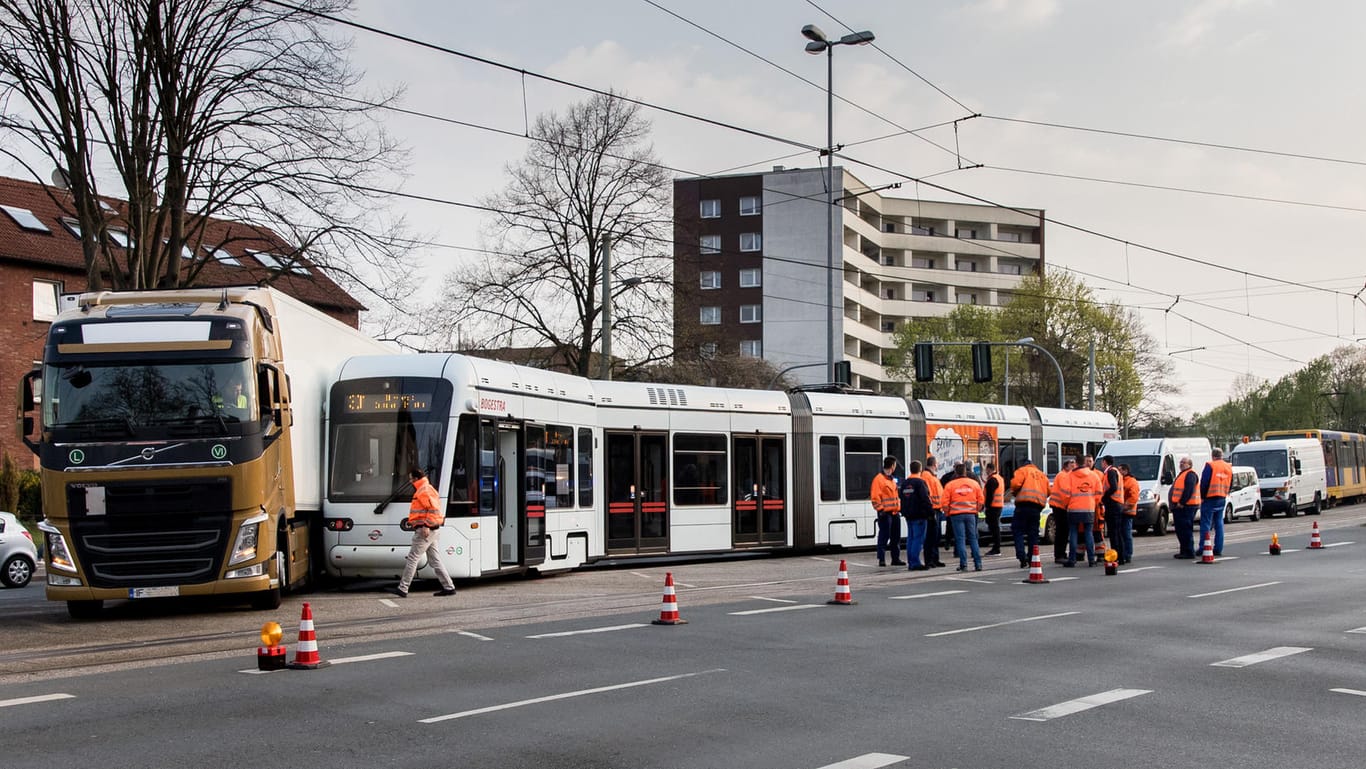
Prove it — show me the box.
[889,589,967,600]
[809,556,836,563]
[947,577,994,584]
[814,753,910,769]
[1122,566,1163,573]
[1323,541,1354,548]
[1264,549,1300,554]
[0,693,75,708]
[1213,556,1240,562]
[1331,688,1366,697]
[1188,581,1281,599]
[1211,646,1312,668]
[455,630,494,641]
[1346,627,1366,635]
[331,651,414,665]
[629,571,652,580]
[379,598,400,608]
[419,668,726,723]
[751,595,799,604]
[1010,688,1152,721]
[729,604,823,616]
[927,611,1079,638]
[526,623,648,639]
[1047,576,1080,582]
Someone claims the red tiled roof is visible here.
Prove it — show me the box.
[0,175,363,312]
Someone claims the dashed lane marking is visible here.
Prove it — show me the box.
[889,589,967,600]
[526,623,649,639]
[947,577,994,584]
[455,630,494,641]
[379,599,400,608]
[419,668,726,723]
[750,596,799,604]
[1211,646,1312,668]
[331,651,414,665]
[1188,581,1281,599]
[927,611,1079,638]
[1331,688,1366,697]
[1010,688,1152,722]
[1323,541,1354,548]
[1121,566,1163,573]
[729,604,823,616]
[1346,627,1366,635]
[814,753,910,769]
[0,693,75,709]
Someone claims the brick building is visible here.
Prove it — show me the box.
[0,175,366,468]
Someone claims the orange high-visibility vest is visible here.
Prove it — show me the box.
[1204,459,1233,499]
[921,470,944,511]
[1091,468,1106,511]
[407,476,444,528]
[1011,464,1049,507]
[1067,467,1099,513]
[1122,475,1140,516]
[871,473,901,513]
[988,473,1005,507]
[1049,470,1072,509]
[943,477,984,515]
[1104,466,1124,504]
[1169,468,1202,508]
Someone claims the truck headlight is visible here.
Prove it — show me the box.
[229,513,269,566]
[38,520,77,573]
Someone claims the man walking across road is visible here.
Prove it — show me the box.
[1010,458,1049,568]
[1199,447,1233,556]
[983,461,1005,556]
[389,468,458,598]
[944,462,985,572]
[899,460,934,571]
[871,456,904,567]
[1169,456,1202,559]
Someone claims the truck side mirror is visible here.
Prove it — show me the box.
[18,369,40,454]
[1161,472,1173,485]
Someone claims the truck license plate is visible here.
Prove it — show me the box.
[128,586,179,599]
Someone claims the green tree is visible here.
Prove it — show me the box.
[0,453,18,513]
[885,304,1001,402]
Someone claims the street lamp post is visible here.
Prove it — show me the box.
[803,23,875,382]
[599,233,642,381]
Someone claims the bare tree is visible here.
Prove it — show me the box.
[423,92,672,376]
[0,0,413,302]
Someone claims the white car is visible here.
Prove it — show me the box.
[0,511,38,588]
[1225,466,1262,522]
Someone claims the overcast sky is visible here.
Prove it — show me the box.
[10,1,1360,416]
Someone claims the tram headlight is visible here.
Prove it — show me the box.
[38,520,77,573]
[229,513,269,566]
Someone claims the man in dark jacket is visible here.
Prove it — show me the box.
[899,460,934,571]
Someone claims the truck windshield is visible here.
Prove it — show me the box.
[1110,455,1160,481]
[43,360,256,429]
[1230,450,1289,479]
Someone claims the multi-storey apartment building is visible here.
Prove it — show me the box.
[673,166,1044,391]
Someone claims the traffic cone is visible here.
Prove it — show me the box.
[1103,548,1119,575]
[1269,533,1281,555]
[651,572,687,625]
[287,602,325,669]
[1197,531,1216,564]
[1022,545,1050,584]
[1309,521,1323,549]
[827,559,857,605]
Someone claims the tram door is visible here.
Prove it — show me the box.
[492,422,522,567]
[732,435,787,546]
[605,432,670,554]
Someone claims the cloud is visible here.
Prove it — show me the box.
[1162,0,1268,49]
[962,0,1061,28]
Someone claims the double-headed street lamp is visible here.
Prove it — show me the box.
[802,23,875,382]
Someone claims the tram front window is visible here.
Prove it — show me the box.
[328,378,452,501]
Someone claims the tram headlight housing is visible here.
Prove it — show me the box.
[229,512,269,566]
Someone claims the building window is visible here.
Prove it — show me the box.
[32,279,61,322]
[700,306,721,325]
[208,246,242,266]
[999,231,1021,242]
[912,289,936,303]
[700,270,721,289]
[881,320,896,333]
[60,218,82,238]
[108,228,130,248]
[739,232,761,252]
[700,234,721,254]
[699,342,718,359]
[957,293,978,305]
[739,268,761,288]
[955,227,978,239]
[0,204,50,232]
[740,304,761,323]
[700,199,721,218]
[739,196,761,216]
[956,260,977,272]
[1000,263,1023,275]
[911,225,934,236]
[739,339,762,357]
[883,288,896,300]
[911,256,935,269]
[882,221,896,233]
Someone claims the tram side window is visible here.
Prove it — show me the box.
[844,436,882,501]
[673,433,727,506]
[479,421,497,515]
[887,437,906,475]
[526,425,547,507]
[819,436,840,501]
[449,415,476,505]
[999,439,1028,485]
[543,424,574,509]
[577,427,593,508]
[1046,442,1059,476]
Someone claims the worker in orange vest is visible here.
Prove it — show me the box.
[389,467,457,598]
[1170,456,1202,559]
[943,462,986,571]
[920,456,947,568]
[1100,455,1124,559]
[871,456,904,567]
[1048,458,1076,564]
[1057,459,1100,567]
[1010,458,1050,568]
[1199,447,1234,557]
[1119,463,1141,564]
[1084,455,1106,544]
[983,461,1006,556]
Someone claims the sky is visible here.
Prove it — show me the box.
[10,1,1365,417]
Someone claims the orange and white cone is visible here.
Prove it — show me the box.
[651,572,687,625]
[1022,545,1050,584]
[1309,521,1323,549]
[827,559,856,605]
[1197,531,1216,564]
[287,602,325,669]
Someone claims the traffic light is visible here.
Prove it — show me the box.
[972,341,993,383]
[913,342,934,382]
[834,360,851,385]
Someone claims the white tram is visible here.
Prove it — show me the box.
[319,353,1118,580]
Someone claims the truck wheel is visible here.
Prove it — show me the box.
[2,555,33,588]
[250,587,282,611]
[1310,493,1322,515]
[67,600,104,619]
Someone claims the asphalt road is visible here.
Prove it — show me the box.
[2,509,1365,768]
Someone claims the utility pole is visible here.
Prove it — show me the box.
[1088,339,1096,411]
[599,236,613,380]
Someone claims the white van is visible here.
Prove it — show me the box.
[1228,438,1327,517]
[1225,466,1262,522]
[1095,437,1212,535]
